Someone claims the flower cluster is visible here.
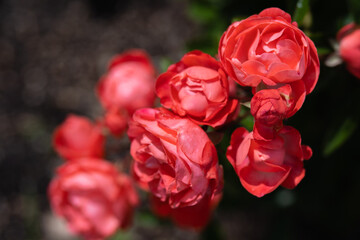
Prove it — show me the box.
[48,49,157,239]
[221,7,319,197]
[50,116,139,239]
[49,7,320,238]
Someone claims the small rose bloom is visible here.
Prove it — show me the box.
[226,126,312,197]
[156,50,238,127]
[128,108,223,229]
[102,108,128,137]
[251,82,306,140]
[48,159,139,240]
[219,8,320,94]
[251,89,287,140]
[97,49,156,115]
[338,23,360,78]
[53,115,104,161]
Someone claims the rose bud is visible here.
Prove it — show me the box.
[156,50,238,127]
[53,115,105,161]
[337,23,360,78]
[102,107,128,137]
[97,49,156,115]
[128,108,223,229]
[251,89,287,140]
[226,126,312,197]
[48,159,139,240]
[251,82,306,140]
[219,8,320,94]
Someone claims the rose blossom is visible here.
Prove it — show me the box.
[337,23,360,78]
[218,8,319,94]
[48,159,139,240]
[250,82,306,140]
[226,126,312,197]
[251,88,287,140]
[102,107,128,137]
[150,192,221,229]
[156,50,238,127]
[97,49,156,115]
[53,115,104,161]
[128,108,223,229]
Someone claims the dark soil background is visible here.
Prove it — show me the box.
[1,0,360,239]
[0,0,198,239]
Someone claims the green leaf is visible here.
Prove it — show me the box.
[323,118,357,157]
[240,114,254,131]
[187,2,217,24]
[293,0,310,26]
[317,47,332,56]
[347,0,360,24]
[109,230,133,240]
[159,57,172,73]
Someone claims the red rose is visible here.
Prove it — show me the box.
[251,82,306,140]
[53,115,104,161]
[128,108,223,229]
[226,126,312,197]
[251,88,287,140]
[338,23,360,78]
[156,50,238,127]
[102,107,128,137]
[97,49,156,115]
[219,8,319,94]
[48,159,139,240]
[151,192,221,230]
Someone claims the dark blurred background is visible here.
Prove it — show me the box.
[1,0,360,239]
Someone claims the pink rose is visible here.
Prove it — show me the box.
[102,107,128,137]
[251,82,306,140]
[53,115,104,161]
[338,23,360,78]
[48,159,138,240]
[226,126,312,197]
[218,8,319,94]
[128,108,223,228]
[97,49,156,115]
[156,50,238,127]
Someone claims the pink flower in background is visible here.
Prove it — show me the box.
[48,159,139,240]
[218,8,319,94]
[226,126,312,197]
[338,23,360,78]
[156,50,238,127]
[128,108,223,229]
[53,115,104,161]
[97,49,156,115]
[102,107,128,137]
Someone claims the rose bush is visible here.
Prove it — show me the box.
[226,126,312,197]
[48,159,138,240]
[218,7,319,95]
[337,23,360,78]
[156,50,238,127]
[97,49,156,115]
[53,115,104,161]
[128,108,223,229]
